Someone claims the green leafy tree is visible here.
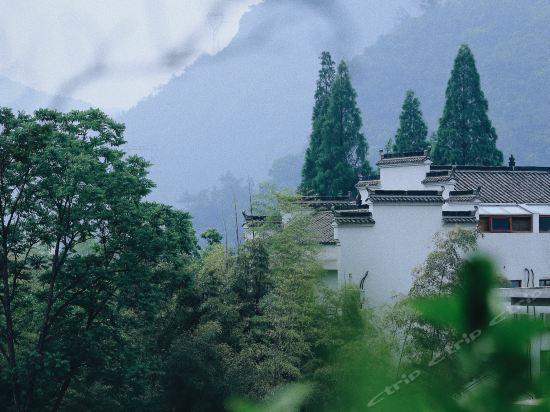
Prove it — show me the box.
[201,228,223,246]
[392,90,429,153]
[161,196,325,411]
[386,227,479,388]
[308,61,372,195]
[0,108,198,411]
[432,44,503,165]
[235,256,550,412]
[301,52,336,193]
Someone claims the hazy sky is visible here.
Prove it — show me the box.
[0,0,261,110]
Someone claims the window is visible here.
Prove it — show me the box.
[478,216,490,232]
[478,215,532,233]
[492,217,511,232]
[540,216,550,233]
[507,280,522,288]
[540,279,550,287]
[512,216,532,232]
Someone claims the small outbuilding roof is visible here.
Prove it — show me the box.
[333,208,375,225]
[356,179,381,189]
[442,210,477,224]
[376,150,430,166]
[447,189,480,203]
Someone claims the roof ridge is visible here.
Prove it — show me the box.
[430,165,550,172]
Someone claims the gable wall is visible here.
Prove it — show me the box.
[379,164,431,190]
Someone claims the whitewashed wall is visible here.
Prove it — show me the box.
[319,244,338,271]
[337,211,550,305]
[379,163,431,190]
[336,203,445,306]
[479,233,550,284]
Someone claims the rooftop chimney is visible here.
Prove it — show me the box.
[379,149,384,159]
[508,154,516,168]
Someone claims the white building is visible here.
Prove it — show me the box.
[244,150,550,305]
[336,150,550,377]
[243,149,550,374]
[335,150,550,307]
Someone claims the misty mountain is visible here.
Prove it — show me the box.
[351,0,550,165]
[181,151,304,247]
[0,75,89,112]
[121,0,419,205]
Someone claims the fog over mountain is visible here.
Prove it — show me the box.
[351,0,550,166]
[120,0,550,244]
[0,75,89,112]
[121,0,419,204]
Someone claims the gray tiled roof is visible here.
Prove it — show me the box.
[356,179,381,189]
[443,216,477,224]
[242,211,282,227]
[442,210,477,224]
[310,211,336,244]
[377,150,430,166]
[369,190,444,204]
[334,209,375,225]
[297,196,356,210]
[377,154,429,166]
[452,170,550,203]
[422,171,453,184]
[447,190,479,203]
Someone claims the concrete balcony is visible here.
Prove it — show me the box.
[498,287,550,300]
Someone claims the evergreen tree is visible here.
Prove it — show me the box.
[393,90,428,153]
[432,44,503,165]
[313,61,372,196]
[301,52,336,193]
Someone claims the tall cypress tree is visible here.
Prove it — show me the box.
[301,52,335,193]
[312,61,372,196]
[432,44,503,165]
[393,90,428,153]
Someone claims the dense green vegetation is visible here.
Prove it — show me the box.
[2,99,549,410]
[0,108,197,411]
[0,110,383,410]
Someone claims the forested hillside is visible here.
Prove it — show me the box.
[125,0,550,246]
[351,0,550,165]
[120,0,418,203]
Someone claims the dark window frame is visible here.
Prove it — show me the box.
[479,215,533,233]
[540,216,550,233]
[508,280,522,288]
[540,279,550,287]
[491,216,512,232]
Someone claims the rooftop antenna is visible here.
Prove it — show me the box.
[509,154,516,169]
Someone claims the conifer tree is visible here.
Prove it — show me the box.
[301,52,336,192]
[393,90,428,153]
[312,61,372,196]
[432,44,503,165]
